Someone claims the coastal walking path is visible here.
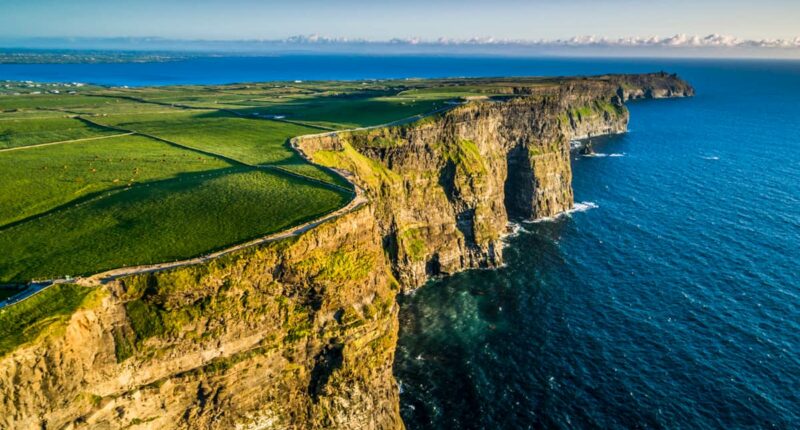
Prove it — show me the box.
[77,184,367,286]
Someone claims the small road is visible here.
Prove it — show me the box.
[0,281,69,309]
[0,133,133,153]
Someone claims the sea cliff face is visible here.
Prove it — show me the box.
[298,73,692,289]
[0,73,692,429]
[1,207,403,429]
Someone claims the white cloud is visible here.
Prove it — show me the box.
[280,33,800,49]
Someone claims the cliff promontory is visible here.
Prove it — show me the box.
[296,73,692,289]
[0,73,692,429]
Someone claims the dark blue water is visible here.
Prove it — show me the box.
[0,55,613,86]
[3,56,798,428]
[395,61,800,429]
[0,55,790,88]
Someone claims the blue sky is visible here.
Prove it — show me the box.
[1,0,798,41]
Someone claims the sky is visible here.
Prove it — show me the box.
[1,0,799,58]
[1,0,798,41]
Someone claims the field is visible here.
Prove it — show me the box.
[0,168,348,282]
[0,77,565,284]
[0,134,229,226]
[0,116,119,149]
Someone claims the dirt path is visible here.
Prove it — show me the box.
[0,133,133,153]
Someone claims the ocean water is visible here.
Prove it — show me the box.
[2,56,798,428]
[395,61,800,429]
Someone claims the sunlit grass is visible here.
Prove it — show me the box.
[0,168,349,282]
[0,134,230,226]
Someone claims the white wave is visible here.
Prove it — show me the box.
[582,152,624,158]
[573,201,599,212]
[701,155,720,160]
[525,201,598,223]
[503,222,527,239]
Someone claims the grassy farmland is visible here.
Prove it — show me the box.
[0,77,564,284]
[0,168,349,282]
[0,134,230,226]
[0,116,119,149]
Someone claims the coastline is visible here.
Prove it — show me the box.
[0,73,694,429]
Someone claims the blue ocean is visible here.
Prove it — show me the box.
[2,56,798,428]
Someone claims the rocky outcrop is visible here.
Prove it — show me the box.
[0,73,692,429]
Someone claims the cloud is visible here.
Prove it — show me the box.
[282,33,800,49]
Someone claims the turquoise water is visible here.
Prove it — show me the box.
[2,56,798,428]
[395,61,800,428]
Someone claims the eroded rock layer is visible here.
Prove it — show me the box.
[0,73,692,430]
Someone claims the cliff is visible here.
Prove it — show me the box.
[1,207,403,429]
[0,73,692,429]
[296,73,693,289]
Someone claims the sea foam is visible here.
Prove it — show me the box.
[582,152,625,158]
[525,201,598,223]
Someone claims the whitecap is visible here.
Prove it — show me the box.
[572,201,599,212]
[701,155,720,160]
[503,222,528,240]
[582,152,625,158]
[525,201,598,223]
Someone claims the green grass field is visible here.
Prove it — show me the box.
[0,116,119,149]
[91,111,349,186]
[96,111,310,164]
[0,134,230,226]
[0,168,348,282]
[0,77,552,284]
[244,96,447,129]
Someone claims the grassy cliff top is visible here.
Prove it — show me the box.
[0,74,688,283]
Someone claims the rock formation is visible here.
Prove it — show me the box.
[0,73,692,429]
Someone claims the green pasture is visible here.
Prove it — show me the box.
[0,134,229,226]
[0,116,118,149]
[0,168,348,283]
[92,111,347,186]
[248,96,447,129]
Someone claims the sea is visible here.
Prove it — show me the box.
[2,56,798,429]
